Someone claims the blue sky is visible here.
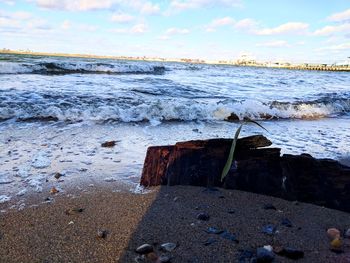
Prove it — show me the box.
[0,0,349,63]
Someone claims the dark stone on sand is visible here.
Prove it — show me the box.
[281,218,293,227]
[228,210,235,214]
[54,173,63,179]
[225,113,240,122]
[101,141,116,147]
[262,225,276,235]
[263,204,276,210]
[158,255,171,262]
[206,227,224,234]
[97,229,107,239]
[256,247,274,262]
[204,237,217,246]
[135,244,153,254]
[345,228,350,238]
[65,207,84,215]
[196,213,210,221]
[274,247,304,260]
[160,242,177,252]
[220,231,237,242]
[140,135,350,213]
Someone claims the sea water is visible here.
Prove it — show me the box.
[0,54,350,206]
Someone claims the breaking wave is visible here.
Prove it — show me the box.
[0,61,166,75]
[0,91,349,123]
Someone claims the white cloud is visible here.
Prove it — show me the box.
[234,18,258,30]
[34,0,114,11]
[158,27,190,40]
[32,0,160,14]
[314,23,350,36]
[139,2,160,15]
[130,23,148,34]
[328,8,350,22]
[111,13,134,23]
[165,27,190,35]
[256,40,289,48]
[170,0,241,11]
[255,22,309,35]
[205,16,235,32]
[316,42,350,51]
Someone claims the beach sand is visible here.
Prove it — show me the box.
[1,185,349,263]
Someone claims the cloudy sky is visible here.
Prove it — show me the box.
[0,0,349,63]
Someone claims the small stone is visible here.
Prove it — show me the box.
[331,238,343,251]
[228,210,235,214]
[204,237,217,246]
[206,227,224,234]
[281,248,304,259]
[65,207,84,215]
[97,230,107,239]
[136,244,153,254]
[160,242,177,252]
[327,228,341,240]
[173,197,179,202]
[134,255,145,263]
[101,141,116,147]
[196,213,210,221]
[262,224,276,235]
[257,247,274,262]
[344,228,350,238]
[50,187,59,194]
[263,204,276,210]
[158,255,170,263]
[281,218,293,227]
[220,231,238,242]
[54,173,63,179]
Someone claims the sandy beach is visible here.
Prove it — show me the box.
[1,185,349,263]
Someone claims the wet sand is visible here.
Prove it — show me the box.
[1,185,349,263]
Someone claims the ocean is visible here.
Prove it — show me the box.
[1,54,350,206]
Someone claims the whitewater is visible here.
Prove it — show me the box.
[0,53,350,209]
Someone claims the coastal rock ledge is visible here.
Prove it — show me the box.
[140,135,350,213]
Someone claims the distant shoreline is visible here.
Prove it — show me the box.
[1,50,349,72]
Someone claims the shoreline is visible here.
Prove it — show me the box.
[1,185,349,262]
[1,50,349,72]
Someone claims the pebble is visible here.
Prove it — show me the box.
[206,227,223,234]
[327,228,341,240]
[50,187,59,194]
[262,224,276,235]
[134,255,145,263]
[345,228,350,238]
[256,247,274,262]
[204,237,217,246]
[228,210,235,214]
[160,242,177,252]
[278,247,304,260]
[281,218,293,227]
[220,231,237,242]
[65,207,84,215]
[330,238,343,251]
[101,141,116,147]
[196,213,210,221]
[173,197,179,202]
[135,244,153,254]
[158,255,171,263]
[54,173,63,179]
[97,229,107,239]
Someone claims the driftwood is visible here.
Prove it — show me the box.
[140,135,350,213]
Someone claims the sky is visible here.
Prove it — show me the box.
[0,0,349,63]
